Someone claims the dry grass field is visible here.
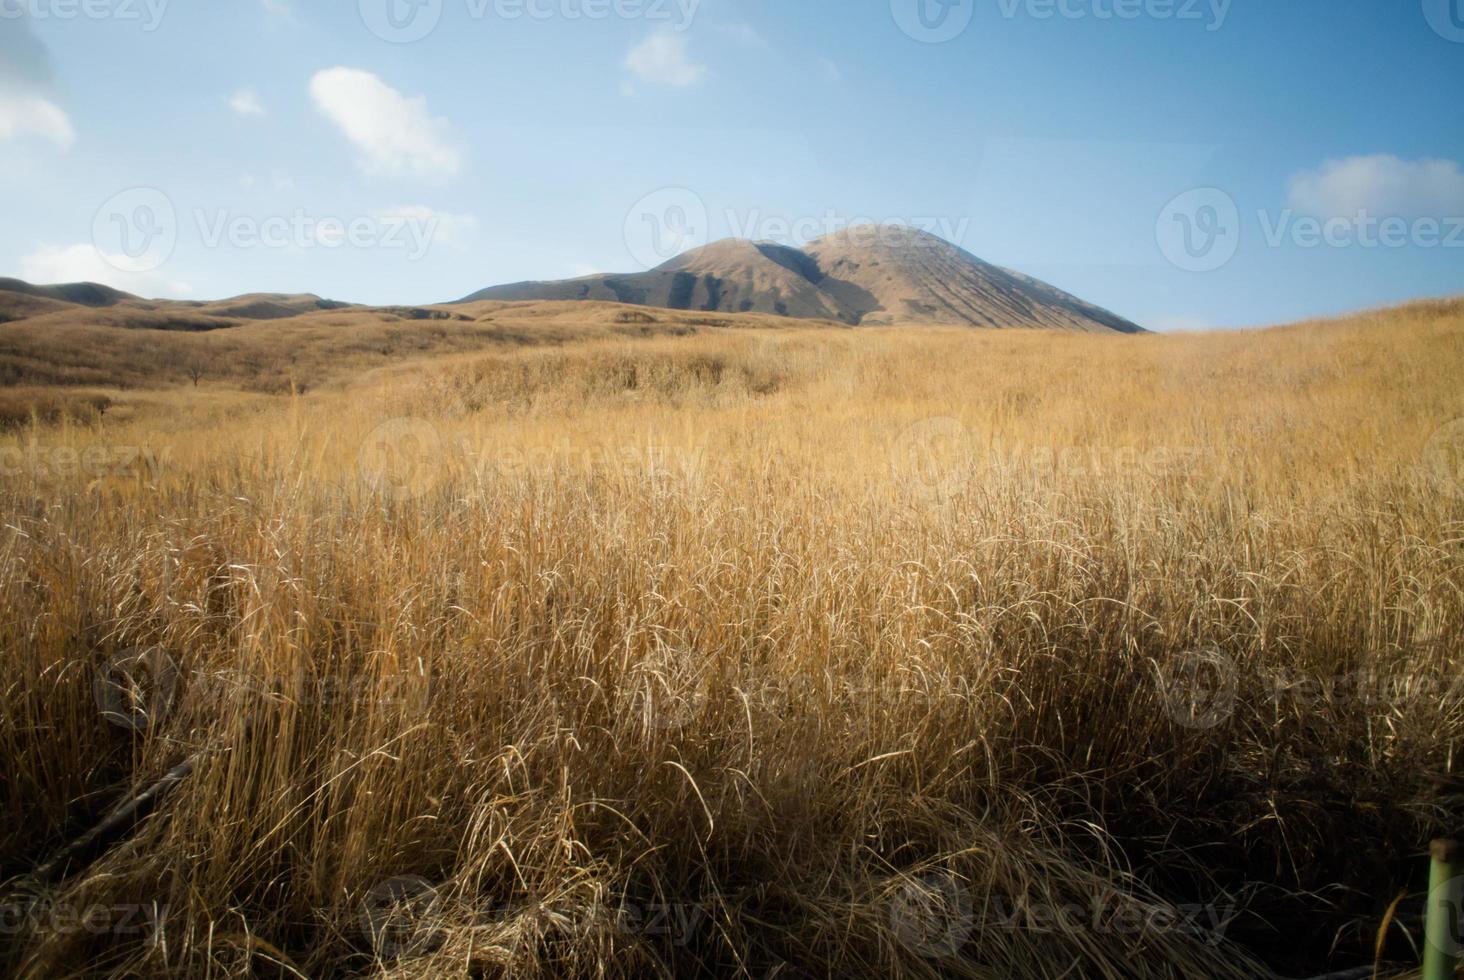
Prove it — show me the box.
[2,297,1463,978]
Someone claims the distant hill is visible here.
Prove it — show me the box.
[460,227,1146,334]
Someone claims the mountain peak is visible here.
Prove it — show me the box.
[460,230,1143,333]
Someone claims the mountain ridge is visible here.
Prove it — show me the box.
[459,227,1146,334]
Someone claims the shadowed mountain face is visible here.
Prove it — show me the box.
[459,227,1146,333]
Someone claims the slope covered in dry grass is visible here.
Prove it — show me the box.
[1,298,1462,978]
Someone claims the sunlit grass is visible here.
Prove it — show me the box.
[2,299,1462,977]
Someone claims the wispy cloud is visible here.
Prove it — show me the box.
[1288,155,1464,219]
[310,68,462,180]
[21,243,189,297]
[228,87,267,118]
[624,31,707,90]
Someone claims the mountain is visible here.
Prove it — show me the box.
[0,279,357,329]
[459,227,1145,333]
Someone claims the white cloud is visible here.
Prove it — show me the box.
[309,68,462,180]
[818,57,842,82]
[0,92,75,148]
[624,32,706,88]
[1288,155,1464,219]
[228,88,266,118]
[260,0,290,15]
[376,206,479,249]
[569,263,601,277]
[21,244,189,297]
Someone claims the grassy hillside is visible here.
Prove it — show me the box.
[1,298,1461,978]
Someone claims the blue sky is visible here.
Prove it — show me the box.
[1,0,1461,329]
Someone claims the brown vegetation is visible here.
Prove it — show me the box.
[0,297,1462,978]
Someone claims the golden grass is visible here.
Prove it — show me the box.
[1,299,1463,978]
